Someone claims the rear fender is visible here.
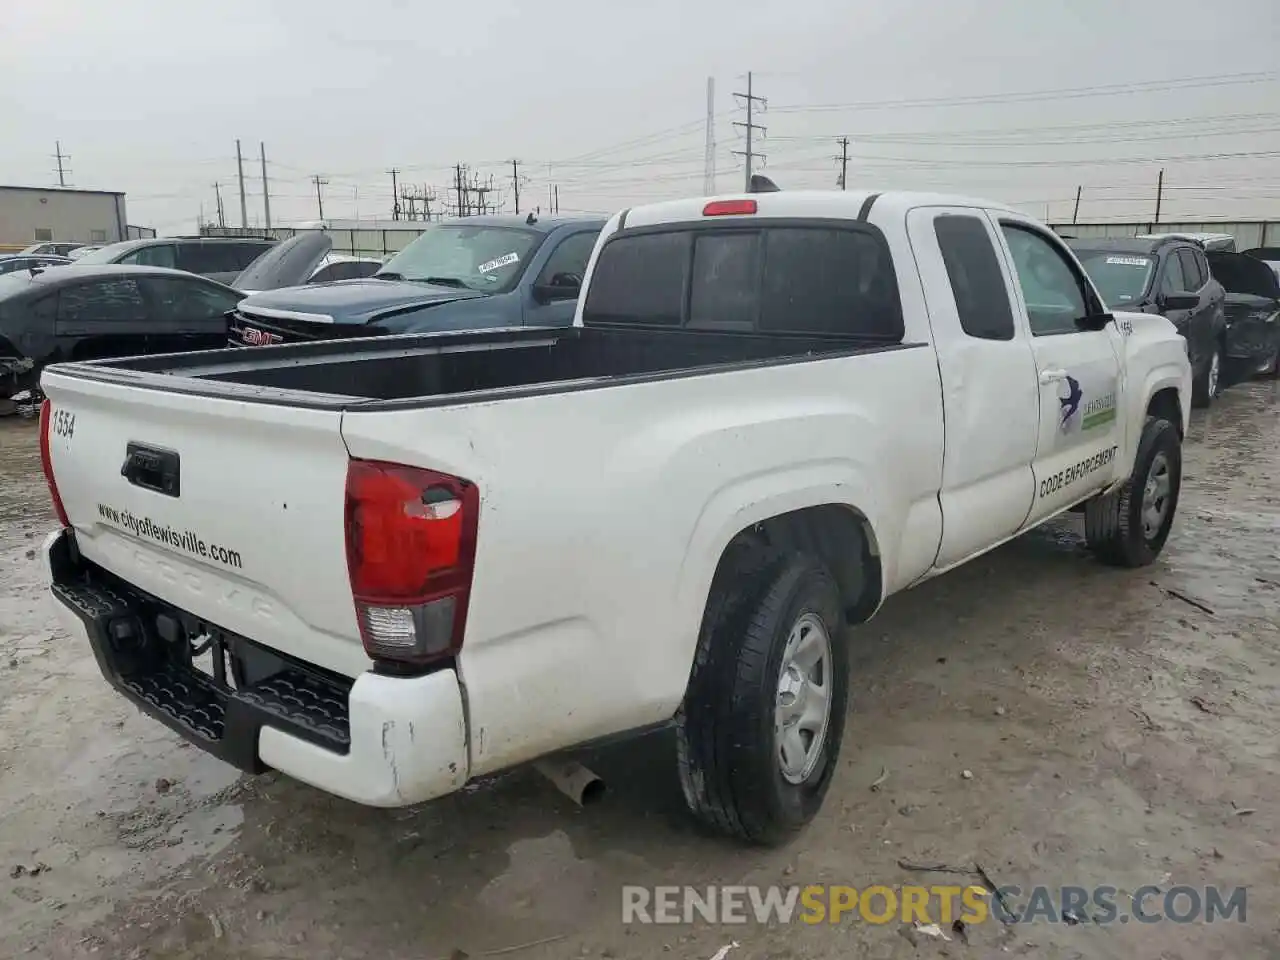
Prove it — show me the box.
[672,464,888,667]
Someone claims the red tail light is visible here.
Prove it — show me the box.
[703,199,757,217]
[39,400,70,528]
[344,459,479,667]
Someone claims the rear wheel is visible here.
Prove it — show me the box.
[1085,415,1182,567]
[676,550,848,846]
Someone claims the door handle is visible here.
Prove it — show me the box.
[1039,369,1068,384]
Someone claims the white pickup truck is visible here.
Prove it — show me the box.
[40,190,1191,846]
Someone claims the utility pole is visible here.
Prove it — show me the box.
[703,76,717,195]
[553,184,559,215]
[455,164,467,217]
[471,173,497,215]
[388,168,401,220]
[510,159,521,215]
[732,71,767,191]
[1154,169,1164,224]
[836,136,850,190]
[259,142,272,230]
[311,174,329,220]
[52,141,70,187]
[235,139,249,228]
[1072,185,1082,224]
[213,183,226,228]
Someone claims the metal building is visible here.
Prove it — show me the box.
[0,185,129,248]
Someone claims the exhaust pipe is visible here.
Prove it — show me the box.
[534,759,605,806]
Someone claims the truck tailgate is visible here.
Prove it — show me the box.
[41,369,368,678]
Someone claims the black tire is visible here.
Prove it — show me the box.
[1191,344,1222,408]
[675,550,848,846]
[1085,415,1181,567]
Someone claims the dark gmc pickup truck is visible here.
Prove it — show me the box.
[228,214,605,347]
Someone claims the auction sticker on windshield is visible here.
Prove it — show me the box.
[1105,257,1149,267]
[478,252,520,273]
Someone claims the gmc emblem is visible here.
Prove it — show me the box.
[240,326,283,346]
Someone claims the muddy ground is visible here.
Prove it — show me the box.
[2,382,1278,960]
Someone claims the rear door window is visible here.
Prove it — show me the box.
[933,214,1015,340]
[56,279,148,323]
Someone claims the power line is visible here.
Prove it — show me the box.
[769,70,1280,115]
[732,71,767,190]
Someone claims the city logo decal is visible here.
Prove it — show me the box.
[1059,375,1082,432]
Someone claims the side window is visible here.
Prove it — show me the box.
[537,232,599,286]
[1160,252,1191,294]
[176,242,220,274]
[1177,249,1204,291]
[581,232,688,325]
[56,279,148,322]
[934,215,1015,341]
[143,277,241,321]
[309,263,343,284]
[999,223,1089,336]
[122,244,177,269]
[344,260,382,280]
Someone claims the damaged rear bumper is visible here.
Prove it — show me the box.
[45,528,470,807]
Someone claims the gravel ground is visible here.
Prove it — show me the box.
[1,381,1278,960]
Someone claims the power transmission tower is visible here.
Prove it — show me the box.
[471,173,497,215]
[213,183,226,228]
[259,142,272,230]
[836,136,850,190]
[52,141,71,187]
[388,168,401,220]
[703,77,717,195]
[454,164,468,216]
[311,174,329,220]
[732,71,767,191]
[235,139,249,228]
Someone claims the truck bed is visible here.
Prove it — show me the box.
[54,325,905,409]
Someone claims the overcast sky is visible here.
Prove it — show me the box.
[3,0,1279,234]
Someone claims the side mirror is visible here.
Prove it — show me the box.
[532,273,581,303]
[1076,311,1114,332]
[1159,292,1199,311]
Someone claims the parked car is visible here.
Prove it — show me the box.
[19,241,86,258]
[1244,247,1280,283]
[1137,232,1236,253]
[0,254,72,275]
[66,246,101,261]
[1206,250,1280,377]
[226,215,605,347]
[71,237,276,285]
[232,235,384,295]
[0,264,243,404]
[40,189,1191,844]
[1069,236,1225,406]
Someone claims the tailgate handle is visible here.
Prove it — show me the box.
[121,443,181,498]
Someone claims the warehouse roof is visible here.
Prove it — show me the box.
[0,184,125,197]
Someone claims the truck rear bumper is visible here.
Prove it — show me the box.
[45,528,469,807]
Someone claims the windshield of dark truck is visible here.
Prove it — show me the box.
[376,225,540,292]
[1073,250,1154,307]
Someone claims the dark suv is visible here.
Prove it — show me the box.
[70,237,275,285]
[1068,237,1226,407]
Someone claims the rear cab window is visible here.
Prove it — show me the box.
[582,221,904,340]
